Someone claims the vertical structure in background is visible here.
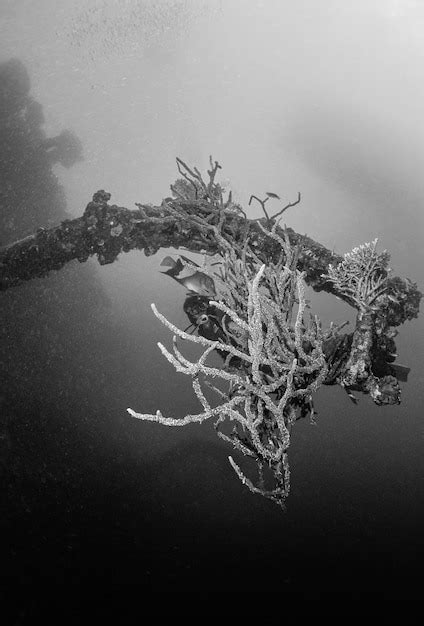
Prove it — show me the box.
[0,58,105,478]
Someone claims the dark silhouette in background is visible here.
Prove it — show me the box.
[43,129,83,171]
[0,58,83,243]
[0,59,115,584]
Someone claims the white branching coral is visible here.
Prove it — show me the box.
[127,157,417,506]
[128,202,328,507]
[323,239,390,310]
[322,239,395,393]
[128,264,326,445]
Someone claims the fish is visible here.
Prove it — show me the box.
[266,192,281,199]
[389,363,410,382]
[160,255,178,268]
[160,255,216,297]
[176,271,216,296]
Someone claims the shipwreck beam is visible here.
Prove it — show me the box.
[0,190,421,329]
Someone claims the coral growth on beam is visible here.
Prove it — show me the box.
[127,157,421,506]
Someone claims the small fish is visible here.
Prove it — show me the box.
[160,254,198,275]
[160,255,216,297]
[183,295,225,341]
[389,363,410,382]
[160,255,178,268]
[345,389,359,404]
[266,192,281,199]
[177,271,216,296]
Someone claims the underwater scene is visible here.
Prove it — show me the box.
[1,1,424,593]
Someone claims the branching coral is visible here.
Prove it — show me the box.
[128,158,328,507]
[322,239,401,401]
[322,239,390,311]
[127,158,415,506]
[128,259,327,506]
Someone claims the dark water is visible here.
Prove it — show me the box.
[1,1,424,596]
[2,256,423,592]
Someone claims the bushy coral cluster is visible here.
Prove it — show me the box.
[128,159,328,507]
[323,239,390,310]
[127,159,414,507]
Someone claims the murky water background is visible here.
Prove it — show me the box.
[1,0,423,591]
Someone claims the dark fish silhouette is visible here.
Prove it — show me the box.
[265,192,281,199]
[160,255,216,297]
[389,363,410,382]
